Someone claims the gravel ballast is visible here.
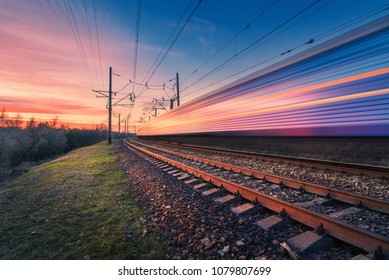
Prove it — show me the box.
[116,142,291,260]
[116,142,367,259]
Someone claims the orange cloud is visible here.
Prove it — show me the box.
[0,1,135,129]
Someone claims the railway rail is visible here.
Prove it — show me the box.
[125,139,389,259]
[140,139,389,179]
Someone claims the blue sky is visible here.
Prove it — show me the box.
[1,0,388,129]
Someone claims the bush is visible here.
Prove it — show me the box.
[0,108,111,170]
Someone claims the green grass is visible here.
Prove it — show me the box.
[0,141,165,259]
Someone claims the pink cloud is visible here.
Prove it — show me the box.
[0,1,115,125]
[1,95,105,116]
[0,0,177,127]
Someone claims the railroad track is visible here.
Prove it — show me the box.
[140,139,389,179]
[124,139,389,259]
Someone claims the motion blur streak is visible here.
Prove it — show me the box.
[138,15,389,137]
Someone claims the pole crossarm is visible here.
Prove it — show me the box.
[168,72,180,109]
[92,89,109,97]
[152,98,168,111]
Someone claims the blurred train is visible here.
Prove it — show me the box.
[138,15,389,137]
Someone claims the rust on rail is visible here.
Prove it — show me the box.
[131,139,389,215]
[125,140,389,256]
[142,139,389,178]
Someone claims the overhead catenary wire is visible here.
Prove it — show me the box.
[249,0,335,54]
[113,79,167,106]
[181,0,322,95]
[186,0,335,94]
[92,0,105,89]
[182,3,388,101]
[315,4,389,42]
[180,0,280,85]
[131,0,142,94]
[83,0,99,89]
[110,0,145,108]
[136,0,195,91]
[63,0,93,87]
[184,38,316,98]
[135,0,202,99]
[112,0,200,112]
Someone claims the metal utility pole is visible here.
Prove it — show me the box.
[108,67,112,144]
[169,73,180,109]
[176,72,180,107]
[92,66,113,145]
[118,114,121,135]
[170,99,174,110]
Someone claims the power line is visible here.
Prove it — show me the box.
[112,78,166,106]
[135,0,202,99]
[83,0,99,89]
[137,0,194,92]
[182,3,388,101]
[315,4,389,42]
[63,0,93,86]
[185,38,315,99]
[112,0,201,110]
[229,0,334,63]
[93,0,105,89]
[181,0,280,85]
[108,0,145,108]
[131,0,142,94]
[181,0,321,95]
[113,78,167,96]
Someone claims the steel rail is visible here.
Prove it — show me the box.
[141,139,389,178]
[131,139,389,214]
[125,140,389,256]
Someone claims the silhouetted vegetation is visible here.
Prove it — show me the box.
[0,108,123,172]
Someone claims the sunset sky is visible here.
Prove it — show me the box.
[1,0,388,130]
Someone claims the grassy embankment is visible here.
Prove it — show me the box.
[0,141,164,259]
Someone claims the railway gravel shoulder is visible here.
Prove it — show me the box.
[116,142,291,260]
[122,141,384,259]
[137,139,389,202]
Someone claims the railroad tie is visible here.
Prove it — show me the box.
[184,178,200,185]
[285,231,334,255]
[193,183,208,189]
[163,167,174,171]
[231,203,257,216]
[328,207,362,219]
[255,215,285,231]
[215,195,236,204]
[202,188,221,197]
[352,254,371,260]
[294,198,329,208]
[172,172,184,177]
[177,174,191,180]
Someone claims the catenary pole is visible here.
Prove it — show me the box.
[108,67,112,144]
[118,113,121,135]
[176,72,180,107]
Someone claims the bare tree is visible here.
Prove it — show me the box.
[0,108,23,128]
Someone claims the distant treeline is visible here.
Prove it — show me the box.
[0,108,127,170]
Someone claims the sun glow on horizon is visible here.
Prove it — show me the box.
[1,1,388,134]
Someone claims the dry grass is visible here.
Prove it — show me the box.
[0,141,165,259]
